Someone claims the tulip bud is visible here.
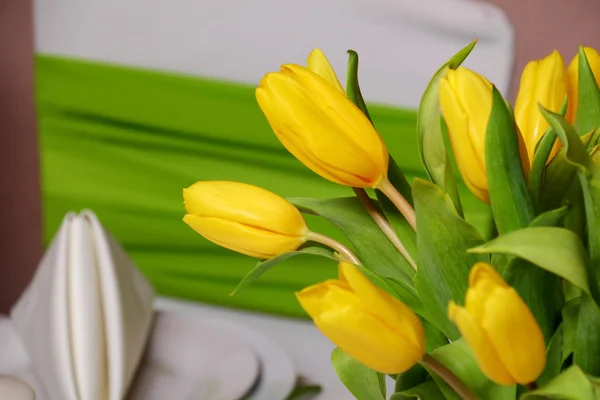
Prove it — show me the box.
[448,263,546,386]
[183,181,308,259]
[439,67,493,203]
[297,261,425,374]
[567,47,600,123]
[307,49,345,94]
[256,64,389,189]
[515,51,568,164]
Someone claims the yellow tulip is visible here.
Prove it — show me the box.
[183,181,308,259]
[448,263,546,386]
[307,48,345,94]
[567,47,600,123]
[439,67,493,203]
[256,64,389,189]
[297,261,425,374]
[515,51,568,164]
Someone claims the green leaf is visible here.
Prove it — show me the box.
[574,46,600,136]
[589,129,600,150]
[541,108,600,300]
[486,86,534,233]
[391,380,445,400]
[417,40,476,216]
[579,165,600,296]
[429,339,516,400]
[529,96,568,211]
[530,206,569,227]
[540,108,594,171]
[231,246,336,295]
[413,179,488,339]
[346,50,372,122]
[469,227,589,293]
[503,257,563,342]
[290,197,416,281]
[284,381,322,400]
[538,324,565,386]
[331,347,386,400]
[541,131,596,210]
[574,295,600,375]
[423,320,450,351]
[521,366,596,400]
[393,365,430,400]
[562,298,581,365]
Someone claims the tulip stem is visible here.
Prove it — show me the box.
[377,178,417,231]
[420,354,480,400]
[306,231,361,265]
[353,188,417,271]
[527,382,538,391]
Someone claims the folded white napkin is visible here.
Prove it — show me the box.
[10,210,155,400]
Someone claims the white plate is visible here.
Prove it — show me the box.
[155,300,296,400]
[0,312,261,400]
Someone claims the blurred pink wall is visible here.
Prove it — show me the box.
[485,0,600,99]
[0,0,41,313]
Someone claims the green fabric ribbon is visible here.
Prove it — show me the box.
[36,54,486,318]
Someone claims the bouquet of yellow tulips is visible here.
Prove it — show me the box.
[182,41,600,399]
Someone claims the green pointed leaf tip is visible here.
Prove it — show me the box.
[539,107,593,171]
[412,178,488,339]
[230,246,336,295]
[417,40,476,214]
[331,348,386,400]
[575,45,600,135]
[469,226,589,294]
[486,86,534,234]
[346,49,372,121]
[529,95,568,210]
[541,130,597,210]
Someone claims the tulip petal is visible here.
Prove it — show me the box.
[183,181,307,237]
[340,262,425,352]
[468,262,507,288]
[279,65,388,178]
[439,69,490,202]
[568,47,600,123]
[481,287,547,385]
[256,86,356,185]
[297,281,423,374]
[515,51,567,163]
[448,302,515,385]
[183,215,305,259]
[257,71,387,187]
[307,49,345,94]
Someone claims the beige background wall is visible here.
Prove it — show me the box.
[0,0,599,312]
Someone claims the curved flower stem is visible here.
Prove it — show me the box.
[353,188,418,272]
[306,231,361,265]
[420,354,480,400]
[377,178,417,231]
